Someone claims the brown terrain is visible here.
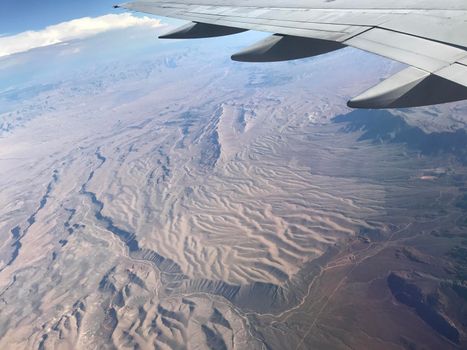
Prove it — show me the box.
[0,27,466,349]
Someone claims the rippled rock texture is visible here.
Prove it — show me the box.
[1,24,467,350]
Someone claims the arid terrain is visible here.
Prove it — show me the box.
[0,25,467,349]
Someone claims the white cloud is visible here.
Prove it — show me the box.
[0,13,163,58]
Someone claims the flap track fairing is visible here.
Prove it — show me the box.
[348,66,467,109]
[159,22,247,39]
[231,34,345,62]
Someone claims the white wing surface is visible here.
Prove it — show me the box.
[116,0,467,108]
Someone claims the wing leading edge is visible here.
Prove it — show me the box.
[116,0,467,109]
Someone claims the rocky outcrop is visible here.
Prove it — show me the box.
[388,272,460,344]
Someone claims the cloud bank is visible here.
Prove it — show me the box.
[0,13,163,58]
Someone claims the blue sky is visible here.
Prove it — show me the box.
[1,0,120,34]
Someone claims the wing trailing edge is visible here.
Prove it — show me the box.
[116,1,467,108]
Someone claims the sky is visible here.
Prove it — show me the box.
[0,0,258,69]
[0,14,164,58]
[0,1,188,59]
[1,0,120,34]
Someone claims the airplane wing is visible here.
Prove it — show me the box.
[115,0,467,109]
